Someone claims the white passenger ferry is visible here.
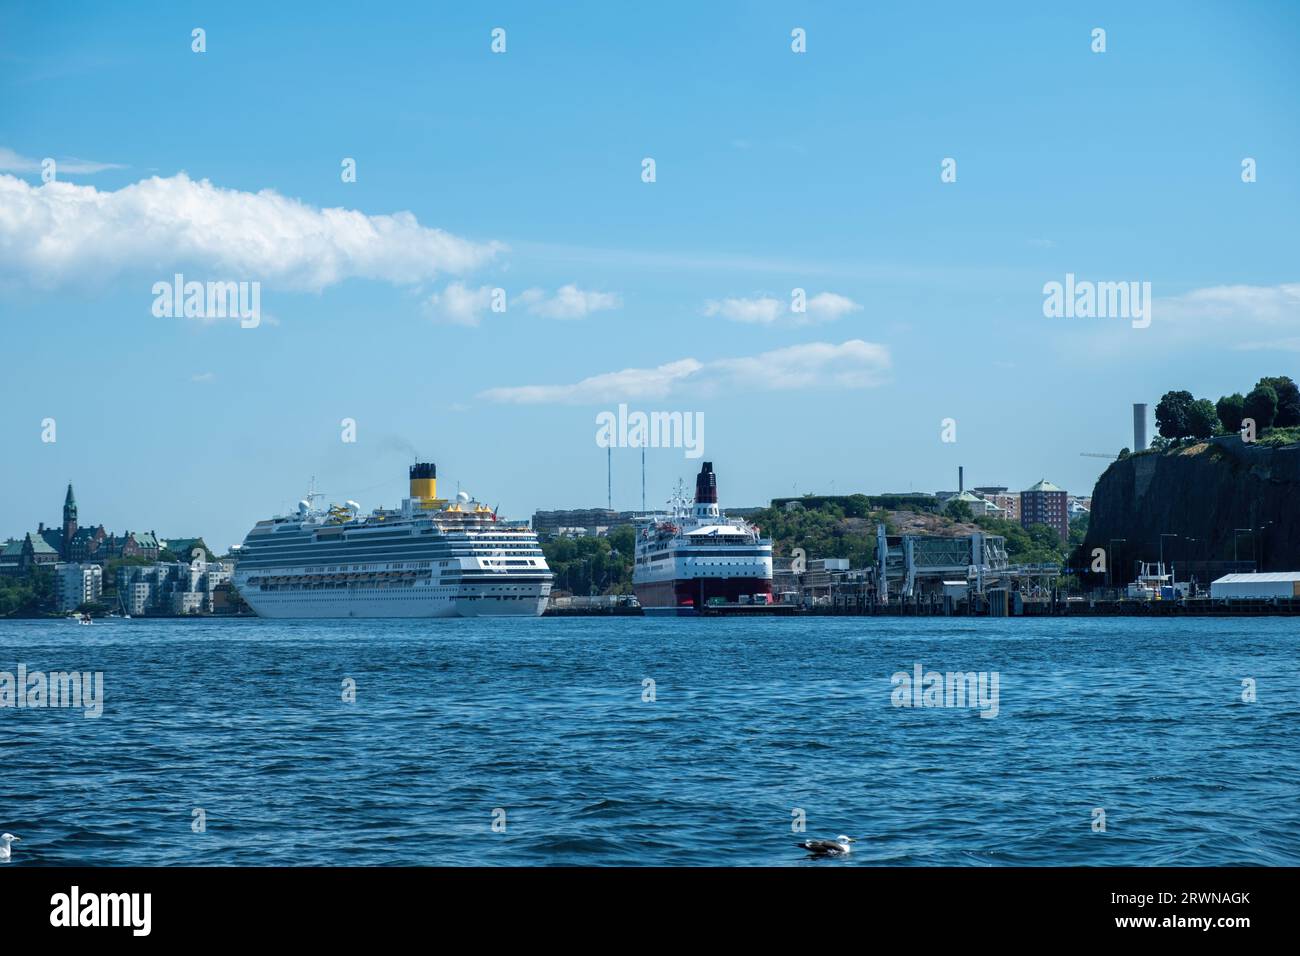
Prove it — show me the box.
[633,462,772,615]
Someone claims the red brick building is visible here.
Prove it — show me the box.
[36,484,160,564]
[1020,479,1069,542]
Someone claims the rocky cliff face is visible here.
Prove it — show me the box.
[1081,438,1300,571]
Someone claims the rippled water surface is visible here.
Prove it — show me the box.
[1,616,1296,866]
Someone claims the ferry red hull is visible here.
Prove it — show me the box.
[634,576,773,611]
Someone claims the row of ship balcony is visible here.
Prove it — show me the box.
[247,569,435,590]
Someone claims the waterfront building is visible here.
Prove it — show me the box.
[20,483,162,566]
[161,537,210,560]
[123,580,154,616]
[1020,479,1069,542]
[533,508,615,538]
[0,531,61,575]
[53,562,103,612]
[532,508,641,540]
[171,591,205,615]
[974,487,1020,522]
[947,490,1000,517]
[115,559,234,615]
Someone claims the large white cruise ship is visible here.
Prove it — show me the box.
[633,462,773,615]
[233,463,552,618]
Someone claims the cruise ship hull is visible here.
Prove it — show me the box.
[238,585,549,619]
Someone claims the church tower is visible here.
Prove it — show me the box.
[62,483,77,560]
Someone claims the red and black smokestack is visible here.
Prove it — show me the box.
[695,461,717,504]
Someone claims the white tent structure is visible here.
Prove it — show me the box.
[1210,572,1300,600]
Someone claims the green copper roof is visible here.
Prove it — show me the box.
[26,532,58,554]
[1023,479,1063,493]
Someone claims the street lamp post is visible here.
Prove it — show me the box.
[1108,538,1127,590]
[1159,533,1178,575]
[1179,537,1200,594]
[1255,521,1274,570]
[1234,529,1252,564]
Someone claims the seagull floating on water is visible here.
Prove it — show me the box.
[0,833,20,862]
[796,835,855,857]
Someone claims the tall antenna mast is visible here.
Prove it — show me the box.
[305,475,323,511]
[641,443,646,512]
[607,446,612,511]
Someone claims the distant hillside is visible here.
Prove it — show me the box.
[751,501,1076,568]
[1080,437,1300,570]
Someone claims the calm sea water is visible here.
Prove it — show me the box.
[0,616,1296,866]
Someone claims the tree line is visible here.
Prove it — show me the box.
[1154,375,1300,441]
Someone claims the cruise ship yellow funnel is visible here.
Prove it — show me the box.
[409,462,437,500]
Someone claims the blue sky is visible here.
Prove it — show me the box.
[2,1,1298,550]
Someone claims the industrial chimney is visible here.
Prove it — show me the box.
[958,465,964,494]
[1133,404,1148,451]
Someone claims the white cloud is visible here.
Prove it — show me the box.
[191,371,216,384]
[427,282,494,326]
[517,284,620,319]
[705,295,784,324]
[703,291,862,326]
[1159,283,1300,326]
[713,339,890,389]
[1234,337,1300,352]
[481,359,704,405]
[0,171,502,291]
[1153,282,1300,351]
[479,339,890,404]
[430,283,621,324]
[804,292,862,322]
[1048,280,1300,361]
[0,146,125,175]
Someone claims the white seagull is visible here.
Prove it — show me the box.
[0,833,20,862]
[796,835,856,857]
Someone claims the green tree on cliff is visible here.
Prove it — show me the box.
[1155,390,1195,439]
[1216,393,1246,433]
[1243,385,1278,430]
[1256,376,1300,427]
[1186,399,1218,439]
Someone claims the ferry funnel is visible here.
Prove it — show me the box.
[695,461,717,504]
[409,462,437,500]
